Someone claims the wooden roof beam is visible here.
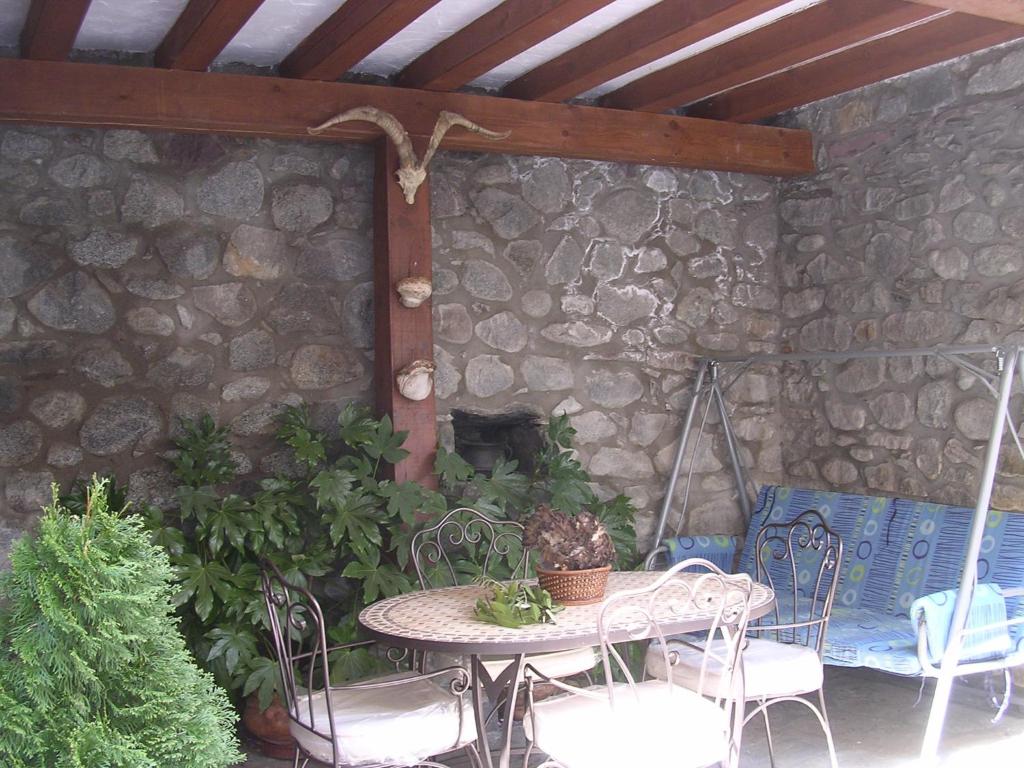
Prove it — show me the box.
[0,58,814,177]
[503,0,785,103]
[19,0,92,61]
[281,0,442,81]
[155,0,266,71]
[686,12,1024,122]
[602,0,941,113]
[397,0,614,92]
[907,1,1024,25]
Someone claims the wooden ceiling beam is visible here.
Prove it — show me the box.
[19,0,92,61]
[0,58,814,177]
[602,0,941,113]
[503,0,784,103]
[907,1,1024,25]
[686,12,1024,122]
[155,0,266,71]
[397,0,614,92]
[281,0,441,81]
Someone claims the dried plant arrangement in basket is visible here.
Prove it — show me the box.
[523,505,616,605]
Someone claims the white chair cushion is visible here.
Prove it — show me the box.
[523,680,730,768]
[647,638,824,700]
[290,672,476,767]
[429,646,597,681]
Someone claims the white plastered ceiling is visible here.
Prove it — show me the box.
[0,0,824,97]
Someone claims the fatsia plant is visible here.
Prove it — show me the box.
[0,477,241,768]
[141,403,446,709]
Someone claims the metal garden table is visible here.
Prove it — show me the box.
[359,570,775,768]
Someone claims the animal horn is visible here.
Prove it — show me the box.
[420,110,511,169]
[308,106,418,169]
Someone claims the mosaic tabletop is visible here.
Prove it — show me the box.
[359,571,774,655]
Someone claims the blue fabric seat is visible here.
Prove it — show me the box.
[663,485,1024,677]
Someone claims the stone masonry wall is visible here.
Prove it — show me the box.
[775,39,1024,511]
[0,125,782,565]
[0,128,376,565]
[429,155,782,545]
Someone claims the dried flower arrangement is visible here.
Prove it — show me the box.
[523,505,616,571]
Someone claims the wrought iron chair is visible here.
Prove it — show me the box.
[260,562,480,768]
[522,558,755,768]
[410,507,598,683]
[647,509,842,768]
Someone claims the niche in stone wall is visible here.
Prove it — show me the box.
[451,409,543,476]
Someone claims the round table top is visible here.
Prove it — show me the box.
[359,571,774,655]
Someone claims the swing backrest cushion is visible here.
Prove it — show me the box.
[738,486,1024,620]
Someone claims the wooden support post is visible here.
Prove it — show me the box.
[373,138,438,488]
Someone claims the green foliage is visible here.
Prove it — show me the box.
[0,477,241,768]
[473,579,563,628]
[436,414,639,569]
[59,403,640,715]
[133,402,434,711]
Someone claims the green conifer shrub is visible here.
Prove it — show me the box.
[0,477,242,768]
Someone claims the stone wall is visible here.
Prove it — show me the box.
[0,124,782,565]
[0,127,377,564]
[429,155,782,544]
[775,40,1024,511]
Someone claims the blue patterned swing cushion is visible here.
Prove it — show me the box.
[910,584,1012,664]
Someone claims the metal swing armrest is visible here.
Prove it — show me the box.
[644,545,669,571]
[915,615,1024,677]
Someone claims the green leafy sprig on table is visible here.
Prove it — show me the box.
[473,579,564,628]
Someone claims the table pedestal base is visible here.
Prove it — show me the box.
[471,654,526,768]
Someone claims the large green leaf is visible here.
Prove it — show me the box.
[173,556,235,621]
[310,468,356,512]
[242,656,281,712]
[276,405,327,469]
[199,494,256,556]
[337,402,379,449]
[206,627,259,676]
[363,414,409,464]
[434,445,474,485]
[341,561,414,603]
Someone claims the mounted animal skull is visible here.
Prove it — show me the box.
[308,107,510,204]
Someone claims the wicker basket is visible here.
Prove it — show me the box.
[536,565,612,606]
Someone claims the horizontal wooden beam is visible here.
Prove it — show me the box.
[908,1,1024,25]
[602,0,940,113]
[397,0,614,92]
[0,59,814,176]
[686,12,1024,122]
[155,0,266,71]
[20,0,92,61]
[281,0,442,81]
[503,0,784,103]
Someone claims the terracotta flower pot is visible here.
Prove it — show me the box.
[243,693,296,760]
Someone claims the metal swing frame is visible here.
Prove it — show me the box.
[648,343,1024,763]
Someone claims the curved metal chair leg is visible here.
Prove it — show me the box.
[464,742,484,768]
[761,702,777,768]
[815,688,840,768]
[746,695,838,768]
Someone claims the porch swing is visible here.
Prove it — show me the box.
[644,344,1024,762]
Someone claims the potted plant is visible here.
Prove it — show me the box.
[523,504,616,605]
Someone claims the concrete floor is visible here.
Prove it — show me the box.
[243,667,1024,767]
